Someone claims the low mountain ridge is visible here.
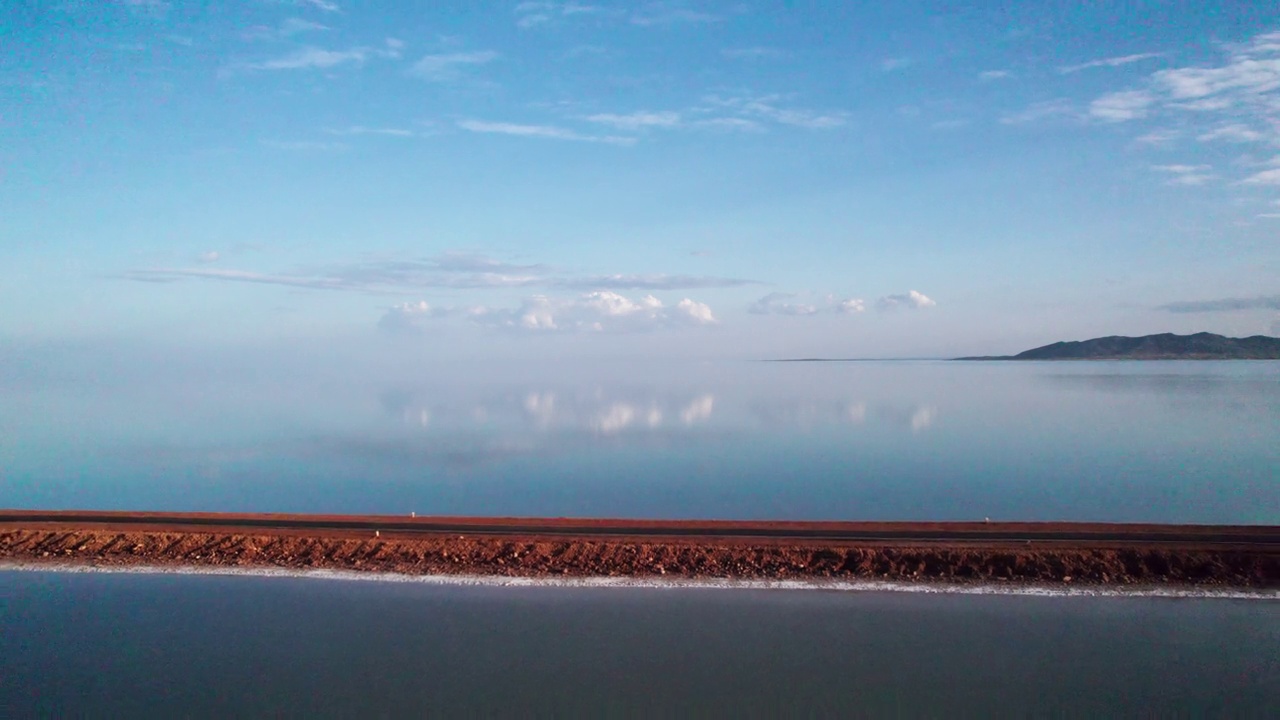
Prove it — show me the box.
[958,332,1280,360]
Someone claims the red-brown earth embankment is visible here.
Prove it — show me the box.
[1,513,1276,587]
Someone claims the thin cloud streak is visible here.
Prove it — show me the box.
[125,254,759,295]
[457,119,634,145]
[1059,52,1164,74]
[1158,295,1280,313]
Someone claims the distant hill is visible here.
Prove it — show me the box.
[957,333,1280,360]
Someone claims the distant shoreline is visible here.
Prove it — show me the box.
[3,511,1275,590]
[766,333,1280,362]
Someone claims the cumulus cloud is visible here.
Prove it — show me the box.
[1158,295,1280,313]
[1058,52,1163,75]
[471,291,718,332]
[877,290,936,311]
[835,297,866,314]
[378,301,455,334]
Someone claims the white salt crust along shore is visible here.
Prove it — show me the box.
[2,561,1276,600]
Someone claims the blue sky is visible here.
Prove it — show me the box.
[3,0,1280,361]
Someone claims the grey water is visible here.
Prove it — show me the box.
[1,571,1277,717]
[2,360,1277,523]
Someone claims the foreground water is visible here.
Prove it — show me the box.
[1,571,1276,716]
[3,359,1277,523]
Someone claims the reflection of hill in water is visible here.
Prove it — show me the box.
[1041,372,1275,394]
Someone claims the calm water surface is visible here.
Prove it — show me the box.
[2,571,1277,717]
[2,360,1277,522]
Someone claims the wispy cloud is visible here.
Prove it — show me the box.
[514,2,617,29]
[242,17,329,41]
[122,0,170,18]
[126,252,755,295]
[1158,295,1280,312]
[979,70,1011,81]
[584,111,682,130]
[999,99,1077,125]
[1084,30,1280,172]
[457,119,634,145]
[126,268,354,291]
[1151,164,1217,186]
[881,57,912,72]
[630,3,721,27]
[692,117,763,132]
[1089,90,1156,122]
[323,126,415,137]
[1241,167,1280,185]
[260,139,349,151]
[1058,52,1163,74]
[748,292,867,316]
[1197,123,1266,143]
[409,51,499,82]
[722,47,785,60]
[237,39,401,72]
[557,274,759,290]
[514,1,716,29]
[1134,128,1180,146]
[265,0,341,12]
[702,94,849,129]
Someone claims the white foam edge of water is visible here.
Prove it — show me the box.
[1,561,1275,600]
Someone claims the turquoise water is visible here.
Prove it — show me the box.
[2,360,1278,523]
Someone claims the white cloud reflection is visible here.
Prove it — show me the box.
[379,385,935,437]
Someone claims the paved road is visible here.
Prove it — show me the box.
[2,511,1277,547]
